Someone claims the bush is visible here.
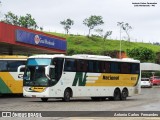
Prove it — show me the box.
[127,47,156,62]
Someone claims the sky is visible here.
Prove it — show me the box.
[0,0,160,43]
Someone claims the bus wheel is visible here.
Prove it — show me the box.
[113,88,121,101]
[121,88,128,100]
[41,98,48,102]
[63,89,71,102]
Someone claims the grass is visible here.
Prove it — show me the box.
[46,32,160,55]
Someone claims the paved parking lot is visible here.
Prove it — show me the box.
[0,86,160,119]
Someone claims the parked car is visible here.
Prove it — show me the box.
[141,78,152,88]
[150,76,160,85]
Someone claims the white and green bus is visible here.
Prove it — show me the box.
[18,54,141,102]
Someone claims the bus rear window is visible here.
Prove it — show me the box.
[0,61,7,71]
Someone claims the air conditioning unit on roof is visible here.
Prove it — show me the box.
[72,54,111,59]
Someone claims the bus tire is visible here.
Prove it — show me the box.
[121,88,128,100]
[113,88,121,101]
[41,98,48,102]
[63,89,71,102]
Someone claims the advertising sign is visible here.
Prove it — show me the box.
[16,30,66,51]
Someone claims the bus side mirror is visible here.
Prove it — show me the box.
[45,65,55,80]
[17,65,25,79]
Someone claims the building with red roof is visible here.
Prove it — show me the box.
[0,22,66,55]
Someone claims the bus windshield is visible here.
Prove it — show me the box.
[27,58,51,66]
[23,58,52,87]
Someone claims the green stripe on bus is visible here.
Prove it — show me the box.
[0,78,12,94]
[72,72,87,86]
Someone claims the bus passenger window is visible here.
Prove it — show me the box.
[104,62,110,73]
[88,61,94,72]
[121,63,130,74]
[99,61,104,73]
[64,59,76,71]
[99,61,110,73]
[131,63,140,74]
[110,62,120,73]
[77,60,87,72]
[93,61,99,73]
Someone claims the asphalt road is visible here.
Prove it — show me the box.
[0,86,160,119]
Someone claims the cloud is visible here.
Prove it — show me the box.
[1,0,160,42]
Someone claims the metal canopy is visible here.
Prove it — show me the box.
[141,63,160,71]
[0,42,64,55]
[0,22,66,55]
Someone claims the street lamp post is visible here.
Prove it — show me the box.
[119,27,122,59]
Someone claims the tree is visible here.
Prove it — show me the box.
[2,12,38,29]
[153,42,160,46]
[40,27,43,31]
[127,47,155,62]
[19,14,38,29]
[94,28,103,37]
[60,18,74,34]
[83,15,104,36]
[2,11,19,25]
[117,22,132,41]
[94,28,112,40]
[103,31,112,40]
[122,23,132,41]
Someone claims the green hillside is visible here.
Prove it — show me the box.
[47,32,160,55]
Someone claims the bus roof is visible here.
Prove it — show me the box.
[0,55,28,59]
[29,54,140,63]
